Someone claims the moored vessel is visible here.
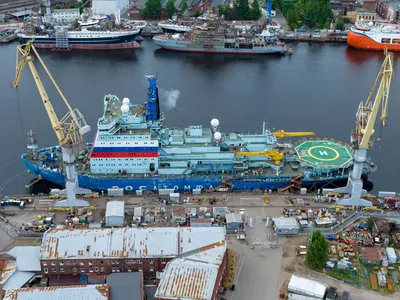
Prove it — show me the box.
[347,20,400,51]
[153,15,286,55]
[22,76,376,193]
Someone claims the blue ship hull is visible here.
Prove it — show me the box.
[23,156,348,192]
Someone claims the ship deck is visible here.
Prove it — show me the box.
[294,140,353,168]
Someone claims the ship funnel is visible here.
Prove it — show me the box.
[145,76,161,121]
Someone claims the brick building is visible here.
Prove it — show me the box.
[38,227,226,279]
[155,241,227,300]
[376,0,400,21]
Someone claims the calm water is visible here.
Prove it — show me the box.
[0,41,399,195]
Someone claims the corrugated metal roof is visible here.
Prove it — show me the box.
[40,227,226,259]
[7,247,41,271]
[155,238,226,300]
[361,247,382,261]
[0,261,17,284]
[2,271,35,290]
[3,284,110,300]
[273,217,300,229]
[105,201,125,217]
[156,259,219,300]
[179,227,226,254]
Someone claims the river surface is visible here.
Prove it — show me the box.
[0,41,399,195]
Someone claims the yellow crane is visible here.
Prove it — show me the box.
[335,49,393,207]
[12,41,91,206]
[272,130,315,139]
[234,149,284,164]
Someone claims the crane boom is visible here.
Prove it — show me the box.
[273,130,315,139]
[12,41,91,207]
[355,50,393,149]
[13,42,66,143]
[334,49,394,207]
[234,149,284,164]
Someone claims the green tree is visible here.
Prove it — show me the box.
[305,230,329,271]
[193,10,201,17]
[55,4,61,9]
[74,2,83,14]
[250,0,262,20]
[367,217,375,231]
[166,0,176,19]
[142,0,162,18]
[180,0,188,12]
[234,0,250,19]
[335,16,344,31]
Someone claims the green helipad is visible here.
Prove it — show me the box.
[294,140,354,168]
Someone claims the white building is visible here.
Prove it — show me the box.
[105,201,125,227]
[92,0,130,16]
[52,8,80,24]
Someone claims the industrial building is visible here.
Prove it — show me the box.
[105,201,125,227]
[106,272,144,300]
[38,227,226,279]
[3,284,110,300]
[52,8,80,24]
[155,241,227,300]
[272,217,300,235]
[361,247,383,265]
[225,213,243,231]
[93,0,130,16]
[190,218,212,227]
[171,205,186,224]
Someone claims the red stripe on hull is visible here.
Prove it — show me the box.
[90,152,158,158]
[347,31,400,51]
[33,42,142,50]
[157,47,285,55]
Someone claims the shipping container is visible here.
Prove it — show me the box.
[288,275,327,299]
[107,188,124,197]
[370,274,378,291]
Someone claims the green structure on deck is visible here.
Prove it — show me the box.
[294,140,353,169]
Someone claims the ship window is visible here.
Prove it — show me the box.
[381,38,391,44]
[392,39,400,44]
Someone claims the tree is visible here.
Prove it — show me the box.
[55,4,61,9]
[180,0,188,12]
[335,16,344,31]
[142,0,162,18]
[193,10,201,17]
[367,217,375,231]
[74,2,83,14]
[166,0,176,19]
[250,0,262,20]
[305,230,329,271]
[234,0,250,19]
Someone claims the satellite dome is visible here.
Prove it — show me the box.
[121,104,130,114]
[211,118,219,127]
[214,132,222,140]
[122,98,130,105]
[368,21,373,26]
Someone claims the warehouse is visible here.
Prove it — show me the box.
[155,241,227,300]
[3,284,110,300]
[38,227,226,279]
[105,201,125,227]
[272,217,300,235]
[225,213,243,231]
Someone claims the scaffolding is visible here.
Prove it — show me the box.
[55,30,70,51]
